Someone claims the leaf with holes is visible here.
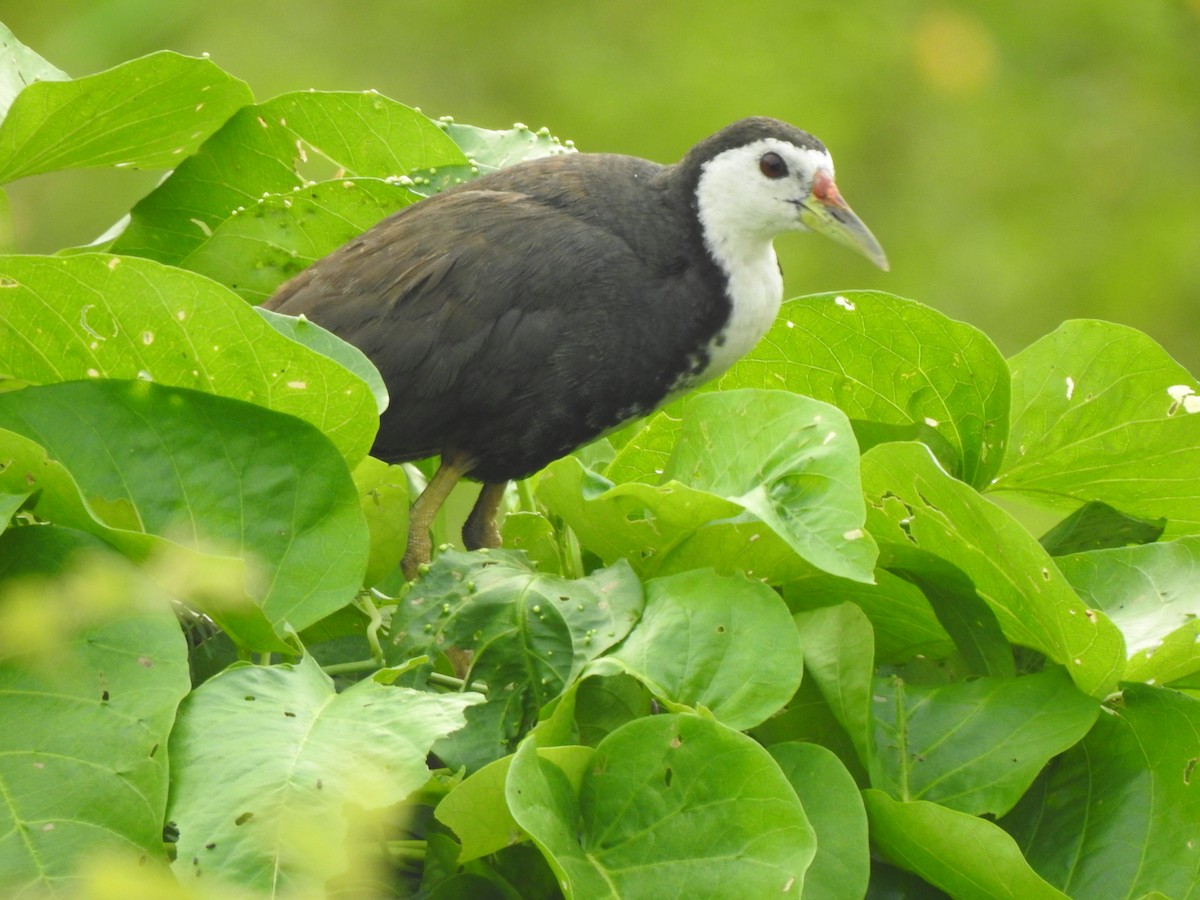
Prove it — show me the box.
[507,715,815,898]
[992,320,1200,535]
[0,253,380,465]
[871,668,1099,816]
[862,441,1126,696]
[588,569,803,730]
[167,654,482,892]
[388,550,642,770]
[112,92,466,265]
[999,685,1200,899]
[720,291,1010,488]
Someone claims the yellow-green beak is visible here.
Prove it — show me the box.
[800,171,889,271]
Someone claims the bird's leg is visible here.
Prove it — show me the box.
[402,454,473,580]
[463,481,508,551]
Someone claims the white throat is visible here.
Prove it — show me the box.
[692,158,787,383]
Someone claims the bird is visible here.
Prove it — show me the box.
[264,117,887,579]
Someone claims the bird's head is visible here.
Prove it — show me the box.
[687,117,888,271]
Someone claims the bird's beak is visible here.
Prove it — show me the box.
[800,170,889,271]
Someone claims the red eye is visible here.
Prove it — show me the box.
[759,151,788,179]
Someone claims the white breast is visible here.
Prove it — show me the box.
[696,243,782,383]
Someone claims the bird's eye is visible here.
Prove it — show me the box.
[759,152,788,179]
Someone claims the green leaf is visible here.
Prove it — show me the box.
[890,563,1016,678]
[1055,538,1200,684]
[1038,501,1166,556]
[389,550,642,769]
[720,291,1010,488]
[864,790,1068,900]
[769,742,870,900]
[0,253,380,465]
[540,389,876,584]
[508,715,815,898]
[352,456,409,588]
[785,569,955,665]
[500,511,564,576]
[0,526,190,892]
[0,381,368,650]
[862,442,1126,696]
[436,745,594,863]
[0,22,69,120]
[167,654,482,892]
[439,120,576,175]
[871,669,1100,816]
[590,569,803,730]
[256,305,388,415]
[993,320,1200,535]
[175,176,422,304]
[792,602,877,772]
[0,489,28,534]
[0,51,253,182]
[999,685,1200,899]
[112,91,467,265]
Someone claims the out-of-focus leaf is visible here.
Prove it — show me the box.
[720,291,1009,488]
[1000,685,1200,899]
[0,526,190,893]
[0,381,368,650]
[993,320,1200,536]
[0,51,252,182]
[167,654,482,893]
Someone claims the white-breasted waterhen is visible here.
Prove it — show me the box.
[264,117,887,578]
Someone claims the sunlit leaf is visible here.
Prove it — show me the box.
[0,51,252,182]
[993,320,1200,535]
[720,291,1009,488]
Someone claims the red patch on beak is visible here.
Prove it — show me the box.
[812,170,844,206]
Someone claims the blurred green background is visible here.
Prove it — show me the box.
[3,0,1198,369]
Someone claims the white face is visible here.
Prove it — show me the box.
[694,137,835,247]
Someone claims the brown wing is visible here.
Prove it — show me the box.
[266,184,717,480]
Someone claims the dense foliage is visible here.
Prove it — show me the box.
[1,31,1198,899]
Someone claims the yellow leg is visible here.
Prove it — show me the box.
[402,454,473,580]
[463,481,508,551]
